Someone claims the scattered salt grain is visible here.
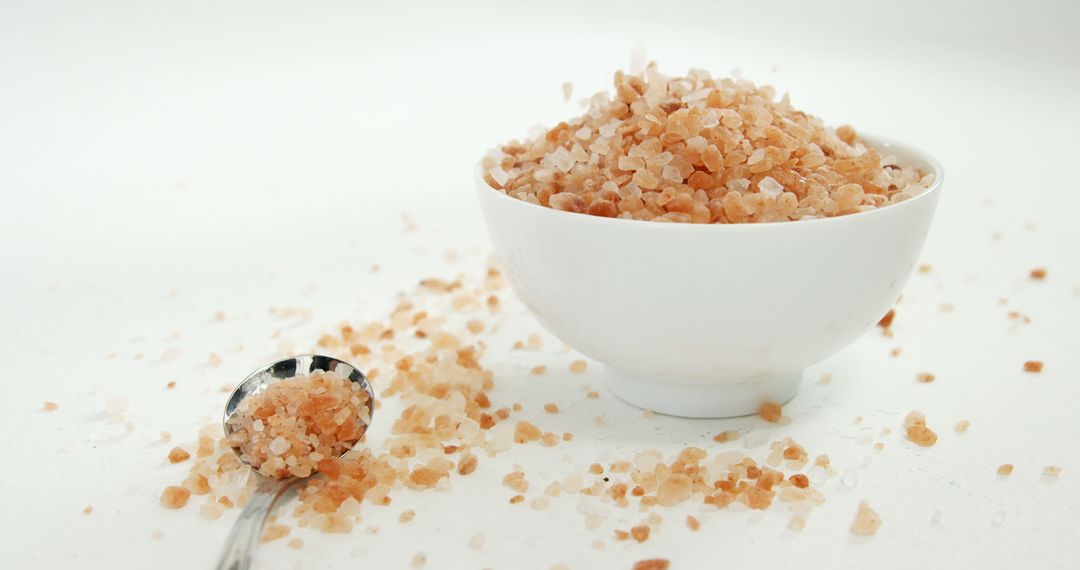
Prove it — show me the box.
[850,501,881,535]
[1043,465,1063,478]
[468,533,485,550]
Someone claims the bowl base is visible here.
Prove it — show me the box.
[604,367,802,419]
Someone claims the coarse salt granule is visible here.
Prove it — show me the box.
[850,500,882,535]
[904,411,937,447]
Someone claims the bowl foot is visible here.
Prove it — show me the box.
[603,367,802,419]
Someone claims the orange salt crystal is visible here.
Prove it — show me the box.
[878,309,896,328]
[399,510,416,523]
[160,486,191,509]
[167,447,191,464]
[1043,466,1063,477]
[1023,360,1044,373]
[686,515,701,530]
[630,525,651,543]
[1030,268,1047,280]
[570,360,587,373]
[954,420,970,434]
[514,421,542,443]
[261,523,291,542]
[458,454,478,475]
[656,474,693,506]
[997,464,1014,476]
[543,403,559,414]
[789,474,809,489]
[509,494,524,504]
[502,470,529,493]
[758,401,782,423]
[83,505,93,514]
[633,561,670,570]
[530,365,546,375]
[916,372,936,383]
[713,430,739,443]
[904,411,938,447]
[783,443,808,461]
[850,500,882,535]
[43,401,59,412]
[408,468,446,489]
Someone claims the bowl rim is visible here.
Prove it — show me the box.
[475,134,944,230]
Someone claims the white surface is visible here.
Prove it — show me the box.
[1,1,1078,569]
[477,137,942,417]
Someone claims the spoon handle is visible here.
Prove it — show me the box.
[216,476,295,570]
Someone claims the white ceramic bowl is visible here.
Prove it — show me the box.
[477,137,943,418]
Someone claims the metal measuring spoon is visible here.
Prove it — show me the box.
[216,355,375,570]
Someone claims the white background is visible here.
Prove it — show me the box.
[1,1,1078,568]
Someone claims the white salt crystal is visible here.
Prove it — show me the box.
[747,148,766,165]
[549,146,575,173]
[569,143,588,162]
[489,166,509,186]
[469,533,485,550]
[599,121,619,138]
[701,110,720,128]
[841,468,858,489]
[269,436,290,456]
[758,176,783,198]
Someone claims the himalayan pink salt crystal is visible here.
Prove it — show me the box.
[167,447,191,464]
[904,411,937,447]
[411,552,427,568]
[758,402,782,422]
[549,193,585,213]
[1043,466,1063,478]
[832,183,864,210]
[788,514,806,531]
[656,474,693,506]
[288,538,303,549]
[43,401,59,412]
[199,501,225,520]
[850,501,882,535]
[758,176,783,198]
[160,486,191,509]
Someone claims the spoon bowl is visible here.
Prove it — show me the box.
[216,354,374,570]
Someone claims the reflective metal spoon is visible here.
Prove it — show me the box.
[216,355,374,570]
